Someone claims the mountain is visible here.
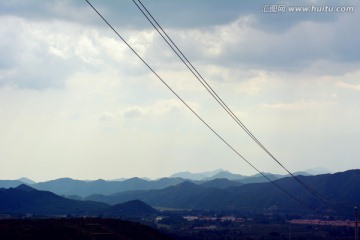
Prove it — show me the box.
[10,170,323,198]
[0,185,158,218]
[239,173,283,184]
[170,169,331,183]
[292,171,312,176]
[0,184,108,216]
[86,181,212,207]
[302,167,332,175]
[15,184,36,192]
[169,170,285,182]
[200,178,243,189]
[31,177,185,197]
[0,178,37,189]
[170,169,224,180]
[0,180,24,189]
[105,200,159,218]
[2,170,358,218]
[206,171,245,180]
[86,170,360,217]
[17,177,36,185]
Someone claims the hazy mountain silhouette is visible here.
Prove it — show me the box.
[239,173,283,184]
[170,169,224,180]
[32,177,184,197]
[1,169,322,198]
[17,177,36,184]
[205,171,245,180]
[0,180,24,189]
[169,169,313,183]
[0,178,36,189]
[200,178,243,189]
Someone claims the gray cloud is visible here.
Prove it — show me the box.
[1,0,353,30]
[2,0,358,70]
[170,13,360,77]
[123,108,143,118]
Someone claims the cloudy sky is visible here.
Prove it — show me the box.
[0,0,359,181]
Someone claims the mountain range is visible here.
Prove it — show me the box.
[31,177,186,197]
[85,169,360,218]
[0,168,329,198]
[0,169,358,219]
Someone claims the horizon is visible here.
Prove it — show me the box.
[4,166,340,182]
[1,0,359,181]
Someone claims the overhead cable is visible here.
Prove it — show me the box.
[85,0,319,211]
[132,0,334,208]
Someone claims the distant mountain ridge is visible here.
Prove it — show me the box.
[31,177,185,197]
[200,178,243,188]
[0,180,25,189]
[28,172,285,197]
[0,168,332,198]
[170,168,330,182]
[207,171,245,180]
[170,169,225,180]
[17,177,36,185]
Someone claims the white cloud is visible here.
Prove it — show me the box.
[98,111,117,121]
[123,108,143,119]
[336,82,360,91]
[121,99,191,119]
[235,73,270,96]
[261,100,336,111]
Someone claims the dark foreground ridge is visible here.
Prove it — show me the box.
[0,184,159,218]
[0,218,171,240]
[0,217,355,240]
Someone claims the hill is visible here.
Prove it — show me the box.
[17,177,36,184]
[200,178,243,188]
[0,184,109,216]
[105,200,159,218]
[0,178,36,189]
[0,185,158,218]
[0,180,25,189]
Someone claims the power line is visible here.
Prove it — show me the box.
[85,0,319,211]
[132,0,334,208]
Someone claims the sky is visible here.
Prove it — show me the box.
[0,0,359,181]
